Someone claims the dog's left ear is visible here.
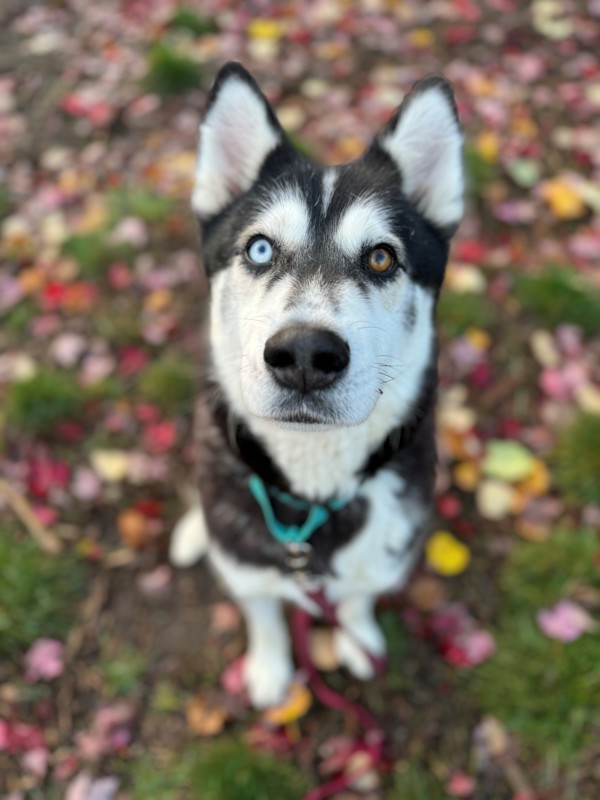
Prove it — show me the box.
[375,76,464,235]
[192,62,285,220]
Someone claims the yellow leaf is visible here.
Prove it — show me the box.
[465,327,491,351]
[515,458,550,497]
[409,28,434,47]
[144,288,172,312]
[247,18,282,40]
[540,177,587,220]
[263,681,312,726]
[476,130,500,163]
[453,460,480,491]
[90,449,129,482]
[426,531,471,577]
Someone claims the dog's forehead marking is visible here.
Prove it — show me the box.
[322,169,338,214]
[333,196,405,260]
[247,187,311,250]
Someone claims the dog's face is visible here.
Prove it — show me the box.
[193,63,463,430]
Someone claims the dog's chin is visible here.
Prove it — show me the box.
[245,400,373,432]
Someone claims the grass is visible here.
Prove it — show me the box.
[102,646,148,697]
[553,413,600,506]
[386,763,448,799]
[138,356,196,413]
[2,299,36,336]
[472,528,600,767]
[437,291,497,338]
[106,187,175,225]
[0,532,86,657]
[463,142,501,198]
[130,739,308,800]
[168,8,218,36]
[514,266,600,336]
[62,232,135,279]
[144,43,203,96]
[5,369,84,435]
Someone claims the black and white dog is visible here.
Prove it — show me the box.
[170,62,464,708]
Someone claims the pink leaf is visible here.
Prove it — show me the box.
[24,638,64,682]
[537,600,597,642]
[21,746,50,778]
[446,770,476,797]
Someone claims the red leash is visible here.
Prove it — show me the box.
[291,601,386,800]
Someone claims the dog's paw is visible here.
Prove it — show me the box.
[333,629,386,680]
[244,652,293,709]
[169,506,209,567]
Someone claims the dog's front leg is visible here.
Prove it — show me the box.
[333,595,387,680]
[240,595,293,708]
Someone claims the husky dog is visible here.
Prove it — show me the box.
[170,62,464,708]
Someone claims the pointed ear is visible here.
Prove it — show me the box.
[192,62,285,220]
[377,76,464,234]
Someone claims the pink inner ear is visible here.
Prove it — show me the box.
[193,77,281,218]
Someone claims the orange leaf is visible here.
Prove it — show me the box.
[263,681,312,726]
[186,693,229,736]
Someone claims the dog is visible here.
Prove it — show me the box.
[170,62,464,709]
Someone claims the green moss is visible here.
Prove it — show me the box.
[5,370,84,435]
[472,529,600,765]
[515,266,600,336]
[553,414,600,507]
[463,142,500,197]
[62,232,135,278]
[0,533,86,657]
[138,356,196,413]
[130,740,307,800]
[106,187,175,225]
[102,647,147,696]
[437,291,497,338]
[189,739,307,800]
[386,764,447,799]
[0,183,13,219]
[130,752,191,800]
[145,43,203,96]
[2,300,36,336]
[93,309,141,345]
[168,8,218,36]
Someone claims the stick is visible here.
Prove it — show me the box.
[0,477,63,554]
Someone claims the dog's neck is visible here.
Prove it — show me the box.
[212,364,436,503]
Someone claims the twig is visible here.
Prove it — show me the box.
[0,477,63,554]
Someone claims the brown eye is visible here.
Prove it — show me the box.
[368,246,395,273]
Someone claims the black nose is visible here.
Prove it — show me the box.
[264,326,350,392]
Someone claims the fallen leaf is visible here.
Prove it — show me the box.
[446,770,476,797]
[263,681,312,726]
[476,480,515,520]
[309,628,339,671]
[482,440,536,482]
[24,638,64,682]
[426,531,471,577]
[117,508,152,549]
[90,450,129,482]
[186,694,229,736]
[537,599,597,642]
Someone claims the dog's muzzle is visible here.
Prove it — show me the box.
[264,326,349,393]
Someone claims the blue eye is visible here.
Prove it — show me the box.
[247,237,273,265]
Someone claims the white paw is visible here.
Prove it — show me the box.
[244,652,293,709]
[169,506,209,567]
[334,630,378,680]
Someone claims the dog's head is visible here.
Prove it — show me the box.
[193,62,463,430]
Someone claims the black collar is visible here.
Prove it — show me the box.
[211,380,435,502]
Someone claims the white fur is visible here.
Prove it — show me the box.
[169,505,209,566]
[322,169,338,213]
[333,197,406,261]
[239,595,293,707]
[192,76,280,219]
[211,255,434,499]
[241,188,311,251]
[380,86,463,229]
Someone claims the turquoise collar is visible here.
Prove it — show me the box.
[248,474,349,545]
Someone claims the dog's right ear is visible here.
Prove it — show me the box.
[192,62,285,220]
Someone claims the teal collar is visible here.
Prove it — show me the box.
[248,474,349,545]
